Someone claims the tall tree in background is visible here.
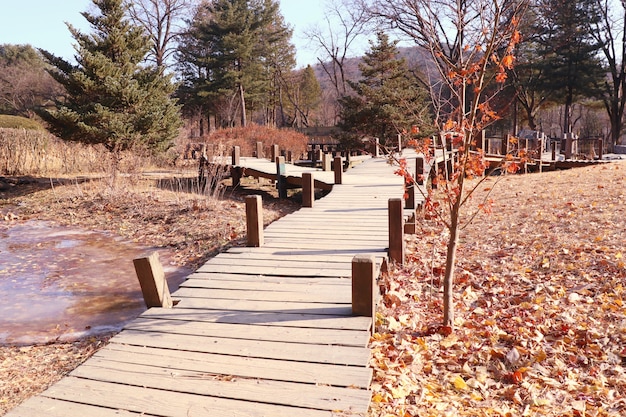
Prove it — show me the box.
[509,6,553,131]
[125,0,197,69]
[0,44,62,117]
[37,0,181,175]
[587,0,626,147]
[534,0,605,134]
[256,6,296,127]
[368,0,527,329]
[338,31,431,146]
[183,0,293,128]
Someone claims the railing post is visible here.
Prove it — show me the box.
[322,153,332,171]
[271,144,279,163]
[133,252,173,308]
[276,156,287,199]
[416,156,424,186]
[245,195,264,247]
[551,140,557,161]
[333,156,343,185]
[232,145,240,166]
[352,255,375,331]
[302,172,314,208]
[388,198,405,265]
[256,141,263,159]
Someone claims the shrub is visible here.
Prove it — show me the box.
[0,115,44,130]
[202,124,309,160]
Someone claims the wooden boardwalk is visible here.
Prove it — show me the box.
[7,156,417,417]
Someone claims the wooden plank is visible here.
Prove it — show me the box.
[224,248,361,261]
[197,256,352,270]
[4,397,140,417]
[111,330,371,366]
[42,378,331,417]
[192,263,350,277]
[124,318,369,347]
[94,344,373,388]
[225,247,387,258]
[181,277,350,293]
[183,272,353,285]
[139,307,372,331]
[173,296,351,314]
[173,286,351,303]
[71,361,371,412]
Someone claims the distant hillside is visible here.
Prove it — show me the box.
[311,45,434,95]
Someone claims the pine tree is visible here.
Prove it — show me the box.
[180,0,293,128]
[37,0,181,168]
[338,31,432,147]
[534,0,605,133]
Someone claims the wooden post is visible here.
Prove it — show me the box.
[287,150,293,163]
[551,140,557,161]
[333,156,343,185]
[352,255,375,328]
[564,132,573,160]
[133,252,173,308]
[232,145,240,166]
[416,156,424,186]
[598,139,603,160]
[276,156,287,199]
[388,198,405,265]
[322,153,332,171]
[256,141,263,159]
[405,179,415,210]
[302,172,314,208]
[245,195,264,247]
[397,133,402,153]
[231,167,242,188]
[271,144,279,163]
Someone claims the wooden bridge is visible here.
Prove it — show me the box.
[6,153,427,417]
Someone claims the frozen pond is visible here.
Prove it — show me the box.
[0,220,190,345]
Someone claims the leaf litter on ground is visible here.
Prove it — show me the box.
[370,161,626,417]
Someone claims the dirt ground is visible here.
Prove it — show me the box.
[0,172,300,415]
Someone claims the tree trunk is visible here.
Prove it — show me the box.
[239,83,247,128]
[443,205,460,328]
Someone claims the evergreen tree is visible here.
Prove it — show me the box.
[534,0,605,133]
[180,0,293,128]
[338,31,432,147]
[37,0,181,168]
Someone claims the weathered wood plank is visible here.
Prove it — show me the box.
[197,256,352,270]
[173,296,351,314]
[94,344,373,388]
[4,397,140,417]
[111,329,371,366]
[42,378,332,417]
[124,318,369,347]
[193,263,350,277]
[181,277,350,293]
[187,272,350,284]
[139,307,372,331]
[173,286,351,303]
[71,361,371,412]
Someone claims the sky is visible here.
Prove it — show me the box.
[0,0,332,68]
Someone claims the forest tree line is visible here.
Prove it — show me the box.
[0,0,625,158]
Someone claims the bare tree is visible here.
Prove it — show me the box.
[367,0,528,329]
[304,0,374,124]
[126,0,197,69]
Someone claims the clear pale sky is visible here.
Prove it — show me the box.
[0,0,327,68]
